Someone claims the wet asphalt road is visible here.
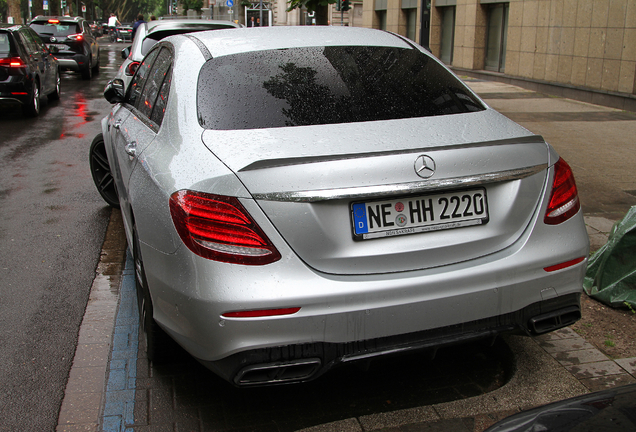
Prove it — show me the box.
[0,40,123,431]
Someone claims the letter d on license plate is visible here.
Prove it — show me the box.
[351,188,489,240]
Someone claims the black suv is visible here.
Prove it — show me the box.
[0,24,60,116]
[30,16,99,79]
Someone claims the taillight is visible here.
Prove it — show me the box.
[48,19,60,24]
[0,57,26,67]
[169,190,281,265]
[67,33,83,41]
[544,158,580,225]
[125,61,140,76]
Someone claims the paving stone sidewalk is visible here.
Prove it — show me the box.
[55,215,636,432]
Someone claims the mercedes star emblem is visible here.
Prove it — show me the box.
[50,37,57,43]
[414,155,436,179]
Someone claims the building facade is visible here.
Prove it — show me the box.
[361,0,636,96]
[362,0,426,44]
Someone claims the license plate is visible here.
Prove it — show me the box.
[351,188,489,240]
[47,43,70,50]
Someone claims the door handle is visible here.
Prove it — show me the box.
[113,120,122,129]
[125,141,137,157]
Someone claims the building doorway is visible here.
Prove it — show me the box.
[485,3,508,72]
[439,6,455,64]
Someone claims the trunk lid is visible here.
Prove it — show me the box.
[201,110,550,275]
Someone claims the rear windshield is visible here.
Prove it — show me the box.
[0,32,13,54]
[197,46,485,130]
[30,22,81,37]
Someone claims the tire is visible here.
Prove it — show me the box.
[23,79,40,117]
[92,49,100,75]
[48,69,61,101]
[81,57,93,80]
[89,134,120,208]
[133,228,172,363]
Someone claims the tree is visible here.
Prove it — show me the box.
[182,0,202,15]
[7,0,21,23]
[286,0,334,25]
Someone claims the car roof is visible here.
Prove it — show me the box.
[32,15,84,22]
[185,26,413,58]
[146,19,239,34]
[0,24,24,31]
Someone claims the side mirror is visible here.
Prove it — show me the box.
[103,78,125,104]
[121,46,131,60]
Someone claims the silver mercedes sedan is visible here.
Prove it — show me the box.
[90,26,589,386]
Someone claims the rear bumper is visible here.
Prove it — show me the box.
[200,293,581,386]
[0,96,27,107]
[143,205,589,381]
[56,54,89,72]
[0,76,32,106]
[115,31,132,41]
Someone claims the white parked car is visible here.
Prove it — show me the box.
[117,19,240,88]
[90,26,589,386]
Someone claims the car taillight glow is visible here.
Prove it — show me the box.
[67,33,83,41]
[48,19,60,23]
[0,57,26,67]
[544,158,580,225]
[222,308,301,318]
[170,190,281,265]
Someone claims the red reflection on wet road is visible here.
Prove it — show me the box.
[60,93,88,139]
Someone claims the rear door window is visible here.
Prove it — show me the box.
[149,66,172,126]
[137,47,172,123]
[127,47,160,109]
[18,29,39,54]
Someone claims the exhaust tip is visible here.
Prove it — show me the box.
[234,358,322,386]
[529,306,581,335]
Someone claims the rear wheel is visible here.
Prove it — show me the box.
[133,228,171,362]
[92,50,100,75]
[89,134,120,208]
[81,57,93,80]
[23,79,40,117]
[48,69,61,101]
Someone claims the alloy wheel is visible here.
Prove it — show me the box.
[89,134,119,207]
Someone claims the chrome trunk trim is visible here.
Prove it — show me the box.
[253,164,547,203]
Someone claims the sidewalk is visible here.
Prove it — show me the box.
[56,80,636,432]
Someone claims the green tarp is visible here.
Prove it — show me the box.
[584,206,636,309]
